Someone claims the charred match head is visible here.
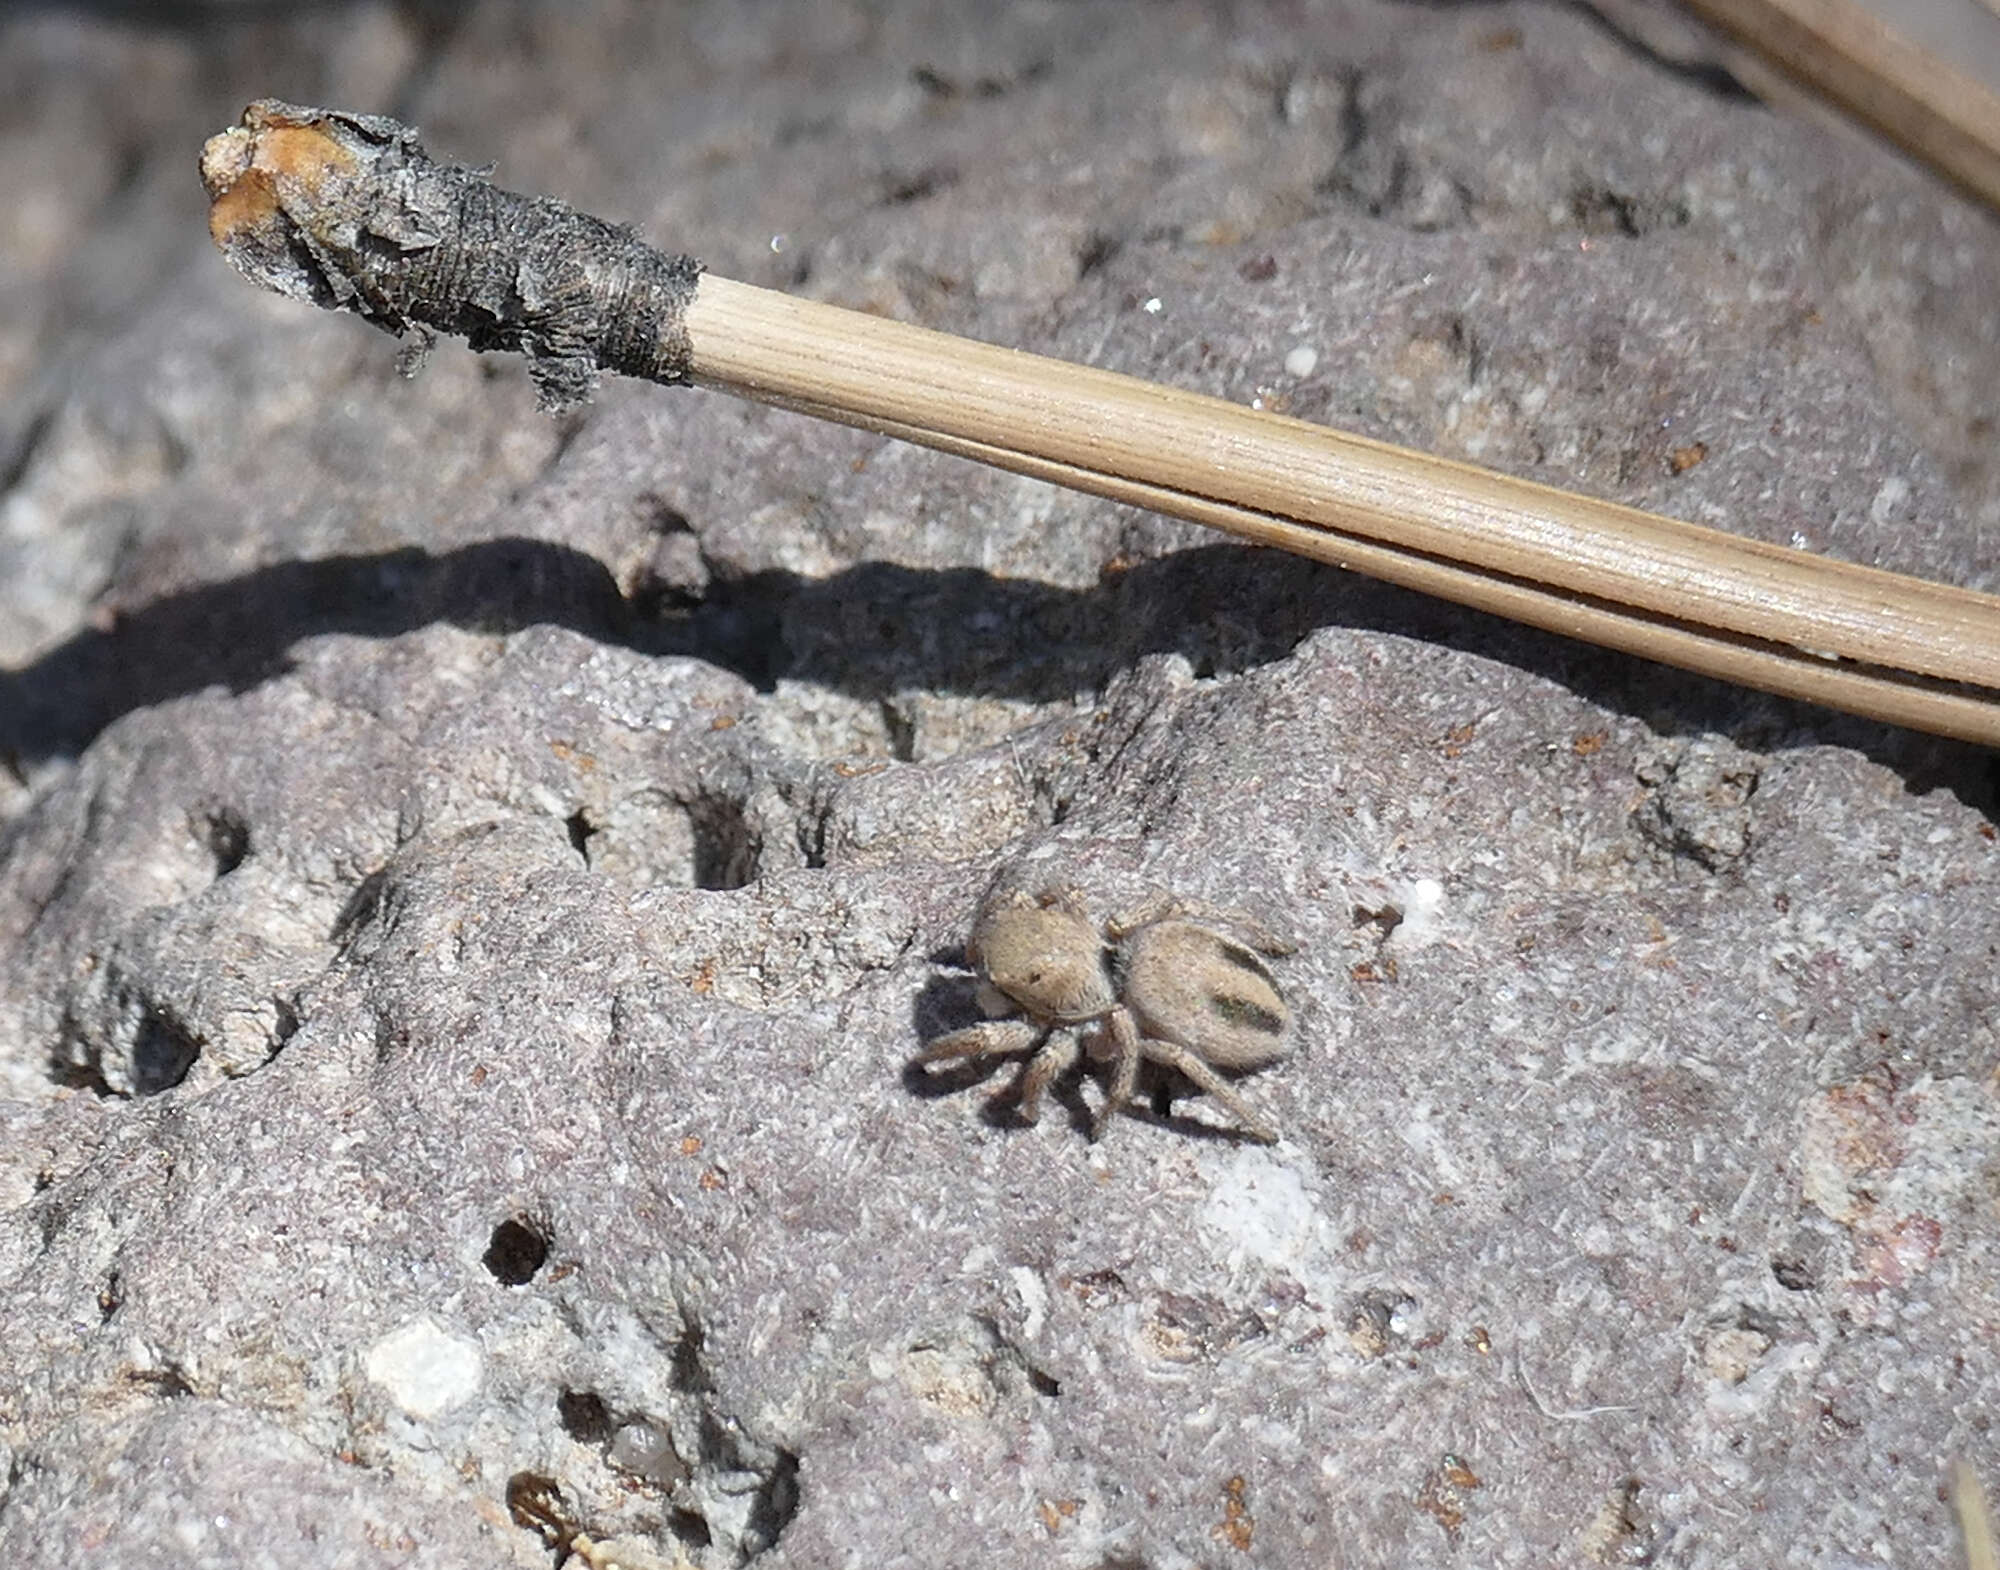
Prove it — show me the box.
[199,100,703,411]
[201,102,419,316]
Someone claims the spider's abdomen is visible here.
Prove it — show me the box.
[1113,920,1292,1071]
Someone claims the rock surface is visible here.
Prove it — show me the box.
[2,2,1997,1566]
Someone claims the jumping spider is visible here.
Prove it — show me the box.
[912,884,1295,1142]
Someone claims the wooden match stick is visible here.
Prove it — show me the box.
[199,101,2000,747]
[1955,1460,1998,1570]
[1681,0,2000,213]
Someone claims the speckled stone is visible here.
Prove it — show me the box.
[2,2,1996,1567]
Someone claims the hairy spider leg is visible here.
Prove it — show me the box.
[1016,1030,1081,1124]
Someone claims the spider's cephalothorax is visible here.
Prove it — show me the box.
[966,886,1116,1024]
[913,884,1294,1142]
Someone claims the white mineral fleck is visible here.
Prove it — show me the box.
[364,1316,482,1418]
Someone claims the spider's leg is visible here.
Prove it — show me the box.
[1103,891,1176,941]
[1090,1008,1143,1141]
[1105,892,1297,955]
[1136,1036,1280,1143]
[1031,884,1095,923]
[1016,1028,1078,1125]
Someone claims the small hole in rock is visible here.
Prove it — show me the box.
[1352,902,1404,939]
[483,1216,551,1285]
[558,1388,613,1444]
[1077,231,1121,277]
[745,1448,801,1556]
[200,808,251,878]
[565,810,595,865]
[131,1010,200,1095]
[1771,1255,1815,1292]
[671,1317,715,1393]
[688,795,757,890]
[669,1508,712,1547]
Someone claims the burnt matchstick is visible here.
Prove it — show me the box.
[199,102,703,411]
[201,100,2000,746]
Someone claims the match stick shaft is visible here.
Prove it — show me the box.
[687,275,2000,744]
[1682,0,2000,212]
[745,386,2000,744]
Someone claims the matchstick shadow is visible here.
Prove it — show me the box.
[0,538,628,766]
[2,534,1992,819]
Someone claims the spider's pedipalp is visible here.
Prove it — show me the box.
[912,1017,1046,1066]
